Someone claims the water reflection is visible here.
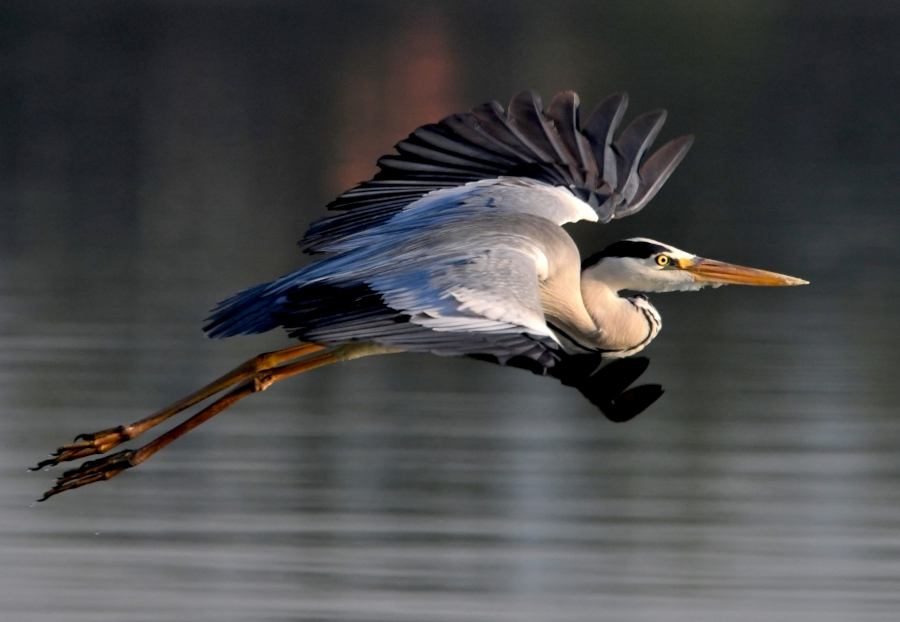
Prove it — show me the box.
[2,1,900,621]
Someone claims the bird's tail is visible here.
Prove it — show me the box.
[203,282,283,338]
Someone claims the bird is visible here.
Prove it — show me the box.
[33,90,806,500]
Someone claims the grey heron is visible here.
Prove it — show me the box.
[34,91,805,500]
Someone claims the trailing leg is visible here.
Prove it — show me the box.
[37,343,401,500]
[32,343,324,470]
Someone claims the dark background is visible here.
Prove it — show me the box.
[1,2,899,621]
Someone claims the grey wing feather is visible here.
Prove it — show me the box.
[545,91,599,186]
[206,214,567,369]
[303,178,597,255]
[620,134,694,217]
[370,246,549,338]
[583,92,629,193]
[506,91,577,169]
[613,110,667,206]
[305,90,693,252]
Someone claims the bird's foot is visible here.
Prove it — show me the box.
[31,425,132,471]
[38,449,137,501]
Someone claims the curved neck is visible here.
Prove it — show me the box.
[537,256,662,358]
[576,278,661,357]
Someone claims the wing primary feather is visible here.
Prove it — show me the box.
[395,140,507,174]
[330,190,427,206]
[583,92,629,189]
[507,91,581,176]
[411,125,521,167]
[469,102,546,163]
[545,92,581,161]
[376,155,485,177]
[616,135,694,218]
[594,194,616,223]
[327,182,455,210]
[546,91,599,186]
[347,179,455,189]
[612,109,667,202]
[311,91,691,249]
[440,114,532,160]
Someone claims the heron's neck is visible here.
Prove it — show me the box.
[578,279,661,358]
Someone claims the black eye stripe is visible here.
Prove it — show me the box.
[582,241,671,269]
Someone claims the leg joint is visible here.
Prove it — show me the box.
[253,370,276,392]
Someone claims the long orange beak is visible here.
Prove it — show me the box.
[677,257,808,286]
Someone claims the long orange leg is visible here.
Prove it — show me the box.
[32,342,325,470]
[38,342,400,501]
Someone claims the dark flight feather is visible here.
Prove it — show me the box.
[302,90,693,253]
[476,352,662,422]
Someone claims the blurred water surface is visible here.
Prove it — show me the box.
[1,2,900,621]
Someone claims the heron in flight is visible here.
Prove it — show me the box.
[35,91,805,499]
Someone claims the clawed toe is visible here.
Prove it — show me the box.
[30,426,130,471]
[39,450,137,501]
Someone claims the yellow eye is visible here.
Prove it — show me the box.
[656,255,670,266]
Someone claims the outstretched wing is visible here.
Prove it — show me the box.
[206,213,578,369]
[308,177,598,255]
[302,90,693,253]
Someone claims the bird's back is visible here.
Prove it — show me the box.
[206,209,587,369]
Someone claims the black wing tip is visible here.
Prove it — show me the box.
[614,109,668,165]
[655,134,695,160]
[600,385,664,423]
[613,133,695,219]
[654,133,695,169]
[599,91,629,110]
[548,355,662,422]
[510,89,543,108]
[310,89,691,250]
[677,134,695,148]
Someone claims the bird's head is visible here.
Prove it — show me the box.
[581,238,808,293]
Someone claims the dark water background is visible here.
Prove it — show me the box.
[2,2,900,620]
